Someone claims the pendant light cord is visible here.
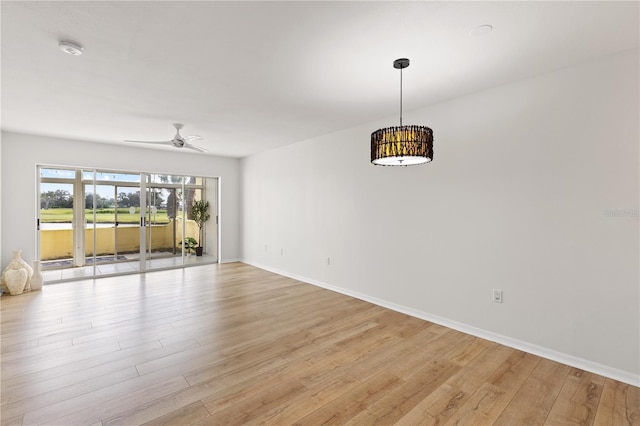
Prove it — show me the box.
[399,67,403,127]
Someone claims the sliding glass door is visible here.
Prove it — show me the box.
[38,166,218,282]
[38,170,75,271]
[145,174,181,270]
[115,181,142,270]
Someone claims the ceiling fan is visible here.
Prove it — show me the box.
[125,123,207,152]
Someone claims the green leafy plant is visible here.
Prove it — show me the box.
[191,199,210,254]
[179,237,198,254]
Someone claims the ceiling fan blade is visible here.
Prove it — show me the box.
[124,140,172,145]
[125,124,202,151]
[184,143,208,153]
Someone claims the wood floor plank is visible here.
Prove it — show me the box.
[1,338,122,379]
[0,413,24,426]
[22,371,188,425]
[1,339,165,390]
[0,366,139,420]
[134,340,222,376]
[593,379,640,425]
[546,368,605,425]
[488,349,541,393]
[494,358,572,425]
[443,382,513,426]
[140,400,212,426]
[182,346,291,387]
[442,348,541,425]
[1,262,637,425]
[397,343,514,425]
[99,364,250,426]
[347,360,461,425]
[204,376,306,425]
[292,371,402,425]
[384,329,464,380]
[0,338,72,365]
[245,371,362,426]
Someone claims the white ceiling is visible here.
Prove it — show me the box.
[1,1,638,158]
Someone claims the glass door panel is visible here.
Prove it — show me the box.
[192,188,204,255]
[115,185,141,273]
[146,174,183,270]
[183,185,202,263]
[80,169,97,277]
[146,187,169,256]
[39,181,75,271]
[83,171,142,276]
[86,183,117,276]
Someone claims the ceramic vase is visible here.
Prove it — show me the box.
[30,260,44,291]
[2,250,34,295]
[4,268,28,295]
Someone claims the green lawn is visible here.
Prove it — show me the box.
[40,208,172,224]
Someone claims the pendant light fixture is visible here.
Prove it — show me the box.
[371,58,433,166]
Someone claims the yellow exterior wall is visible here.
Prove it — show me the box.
[40,219,200,260]
[40,229,74,260]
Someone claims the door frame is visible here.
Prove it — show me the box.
[37,165,219,281]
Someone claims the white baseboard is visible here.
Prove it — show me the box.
[243,260,640,387]
[220,258,242,264]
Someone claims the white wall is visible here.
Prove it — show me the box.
[0,132,241,267]
[0,135,3,266]
[242,49,639,383]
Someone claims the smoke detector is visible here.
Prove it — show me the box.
[470,24,493,37]
[58,40,84,56]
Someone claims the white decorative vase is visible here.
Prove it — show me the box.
[30,260,44,291]
[2,250,34,295]
[4,269,28,295]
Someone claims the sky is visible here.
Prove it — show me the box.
[39,168,183,200]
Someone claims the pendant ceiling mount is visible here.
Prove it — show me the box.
[371,58,434,166]
[393,58,410,69]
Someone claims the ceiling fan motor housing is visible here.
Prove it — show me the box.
[124,123,206,152]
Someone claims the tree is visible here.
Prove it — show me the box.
[117,192,130,208]
[128,191,140,208]
[85,193,111,209]
[41,191,54,209]
[157,175,182,217]
[185,177,196,219]
[117,191,140,208]
[147,190,164,209]
[41,189,73,209]
[167,189,177,219]
[190,199,210,251]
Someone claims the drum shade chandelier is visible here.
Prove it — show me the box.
[371,58,434,166]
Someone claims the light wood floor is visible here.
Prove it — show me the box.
[1,263,638,425]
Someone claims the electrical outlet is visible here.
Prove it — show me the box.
[327,257,331,265]
[493,289,503,303]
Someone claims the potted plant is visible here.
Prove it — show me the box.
[179,237,198,256]
[190,199,210,256]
